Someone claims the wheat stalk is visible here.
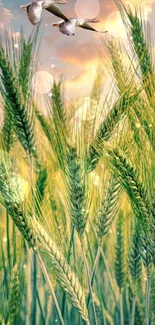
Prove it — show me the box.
[115,211,126,325]
[0,41,36,156]
[114,0,155,100]
[141,230,153,325]
[86,177,122,308]
[87,91,139,171]
[129,224,142,325]
[0,155,66,324]
[108,41,155,151]
[34,167,47,217]
[8,264,21,325]
[99,145,151,228]
[34,219,89,323]
[115,211,126,290]
[127,9,154,99]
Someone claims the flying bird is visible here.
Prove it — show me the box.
[52,17,108,36]
[20,0,68,26]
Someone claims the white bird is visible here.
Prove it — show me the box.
[52,17,108,36]
[20,0,68,26]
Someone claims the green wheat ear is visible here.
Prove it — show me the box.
[151,198,155,266]
[134,300,145,325]
[34,167,47,217]
[35,107,54,146]
[0,156,36,249]
[67,147,87,240]
[115,211,126,290]
[0,154,89,323]
[101,146,151,228]
[127,9,154,96]
[107,41,142,150]
[36,167,47,203]
[141,230,153,275]
[108,41,131,93]
[87,90,138,172]
[0,42,36,156]
[19,27,40,99]
[19,37,33,100]
[8,264,21,325]
[51,80,70,172]
[33,219,89,323]
[129,223,142,290]
[97,176,122,241]
[2,109,15,153]
[150,271,155,324]
[52,81,67,131]
[108,40,154,151]
[115,0,155,99]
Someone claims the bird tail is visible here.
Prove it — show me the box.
[53,0,68,4]
[86,18,100,23]
[52,21,62,26]
[20,5,27,10]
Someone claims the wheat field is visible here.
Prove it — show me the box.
[0,0,155,324]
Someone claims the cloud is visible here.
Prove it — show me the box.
[64,57,105,98]
[56,40,101,67]
[0,3,13,26]
[1,0,154,101]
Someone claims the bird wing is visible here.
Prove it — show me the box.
[79,22,107,33]
[43,4,69,21]
[85,18,100,23]
[27,3,43,25]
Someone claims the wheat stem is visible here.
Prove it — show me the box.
[37,252,65,325]
[61,226,75,318]
[87,92,138,171]
[8,264,21,324]
[6,211,11,275]
[12,223,16,266]
[120,290,124,325]
[130,292,136,325]
[87,244,102,308]
[145,273,152,325]
[36,290,45,325]
[29,155,37,325]
[101,249,117,303]
[89,223,117,302]
[32,254,37,325]
[81,242,98,325]
[125,287,131,323]
[35,220,88,322]
[90,244,101,288]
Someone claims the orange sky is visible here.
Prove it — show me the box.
[0,0,154,97]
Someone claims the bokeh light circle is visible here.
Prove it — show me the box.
[32,71,54,94]
[75,0,100,19]
[76,97,98,121]
[105,11,126,38]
